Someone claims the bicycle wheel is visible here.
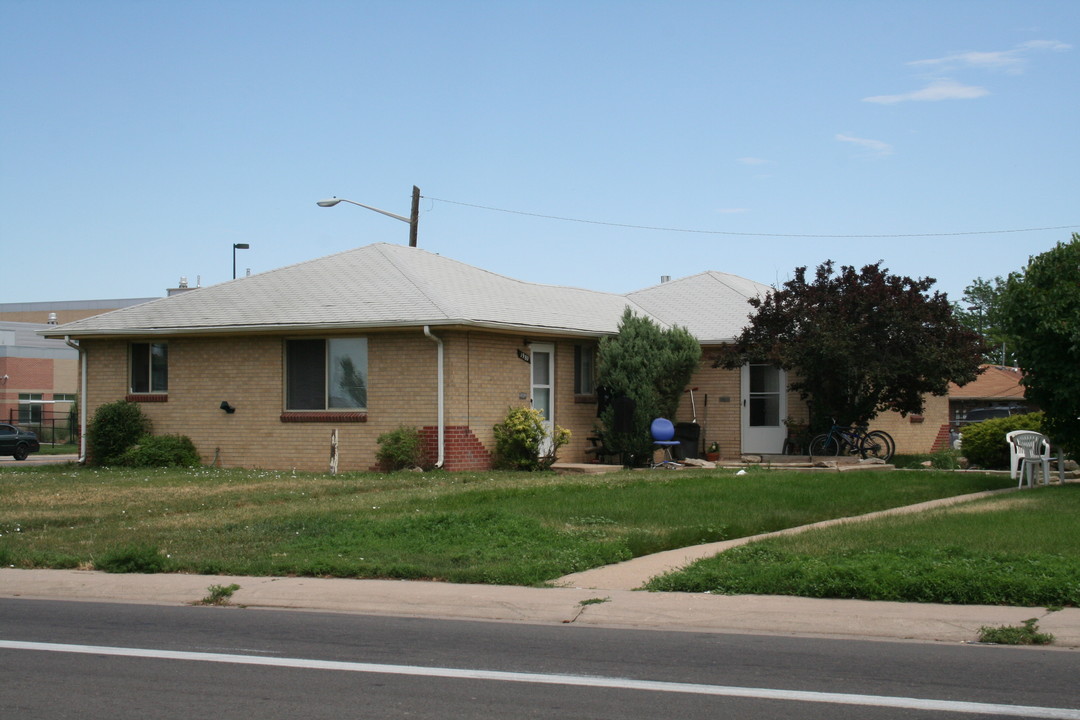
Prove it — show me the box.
[808,434,838,457]
[860,430,894,461]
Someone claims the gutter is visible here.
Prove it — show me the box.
[63,337,87,464]
[423,325,445,468]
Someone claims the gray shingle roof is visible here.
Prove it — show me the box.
[628,271,770,344]
[41,243,772,341]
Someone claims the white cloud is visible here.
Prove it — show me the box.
[836,133,893,157]
[865,40,1070,104]
[863,79,989,104]
[908,39,1072,76]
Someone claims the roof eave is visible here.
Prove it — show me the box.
[41,318,619,340]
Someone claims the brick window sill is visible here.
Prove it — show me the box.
[127,394,168,403]
[280,412,367,423]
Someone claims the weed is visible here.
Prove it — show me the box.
[977,618,1054,645]
[579,597,610,606]
[198,583,241,606]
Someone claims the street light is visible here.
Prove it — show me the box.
[232,243,250,279]
[317,186,420,247]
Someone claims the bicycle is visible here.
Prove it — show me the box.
[808,421,894,462]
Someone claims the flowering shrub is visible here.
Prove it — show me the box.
[493,407,570,471]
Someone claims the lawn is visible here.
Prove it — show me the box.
[0,463,1021,593]
[647,484,1080,607]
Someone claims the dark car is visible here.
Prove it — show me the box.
[963,405,1029,424]
[0,423,41,461]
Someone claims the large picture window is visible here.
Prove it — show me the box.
[286,338,368,410]
[130,342,168,393]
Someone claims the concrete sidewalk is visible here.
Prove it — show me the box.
[3,568,1079,648]
[2,487,1078,648]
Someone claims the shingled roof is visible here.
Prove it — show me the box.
[42,243,771,341]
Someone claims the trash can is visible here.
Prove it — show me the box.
[673,422,701,460]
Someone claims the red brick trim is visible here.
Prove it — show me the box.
[279,412,367,423]
[126,394,168,403]
[420,425,492,471]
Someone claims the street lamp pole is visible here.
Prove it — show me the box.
[232,243,250,279]
[317,186,420,247]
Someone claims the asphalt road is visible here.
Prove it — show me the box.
[2,599,1078,719]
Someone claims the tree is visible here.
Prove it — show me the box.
[715,260,985,429]
[954,275,1017,365]
[597,308,701,464]
[998,234,1080,457]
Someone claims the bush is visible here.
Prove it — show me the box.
[376,426,427,471]
[86,401,152,466]
[960,412,1044,469]
[493,407,570,471]
[117,434,201,467]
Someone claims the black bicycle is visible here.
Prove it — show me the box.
[808,422,894,462]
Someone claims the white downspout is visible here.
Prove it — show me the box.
[64,336,87,463]
[423,326,445,468]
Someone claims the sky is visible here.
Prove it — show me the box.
[2,0,1077,306]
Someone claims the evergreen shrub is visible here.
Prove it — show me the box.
[961,412,1044,469]
[86,401,152,466]
[117,434,201,467]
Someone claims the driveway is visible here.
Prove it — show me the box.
[0,453,79,467]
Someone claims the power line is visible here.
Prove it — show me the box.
[424,196,1078,239]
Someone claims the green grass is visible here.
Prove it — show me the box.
[0,464,1016,589]
[647,485,1080,607]
[34,443,79,456]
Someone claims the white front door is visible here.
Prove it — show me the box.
[741,364,787,453]
[530,343,555,455]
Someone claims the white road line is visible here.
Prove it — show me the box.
[3,640,1078,719]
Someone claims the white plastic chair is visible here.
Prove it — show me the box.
[1004,430,1027,480]
[1009,431,1051,488]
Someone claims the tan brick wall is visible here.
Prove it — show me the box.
[78,329,615,471]
[672,351,744,458]
[871,394,950,455]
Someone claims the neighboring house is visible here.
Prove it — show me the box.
[948,365,1033,427]
[0,321,80,442]
[43,243,790,471]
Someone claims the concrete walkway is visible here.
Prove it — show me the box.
[2,488,1079,648]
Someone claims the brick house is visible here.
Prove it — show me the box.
[45,243,815,470]
[42,243,966,467]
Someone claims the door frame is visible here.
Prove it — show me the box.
[529,342,555,454]
[740,364,788,454]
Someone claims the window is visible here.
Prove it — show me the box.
[574,345,596,395]
[53,394,77,404]
[286,338,368,410]
[130,342,168,393]
[19,394,43,423]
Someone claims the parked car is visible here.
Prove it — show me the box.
[962,405,1029,424]
[0,423,41,461]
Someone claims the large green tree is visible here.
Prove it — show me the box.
[954,275,1017,366]
[715,260,985,429]
[998,235,1080,456]
[597,308,701,464]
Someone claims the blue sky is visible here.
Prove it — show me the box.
[3,0,1077,305]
